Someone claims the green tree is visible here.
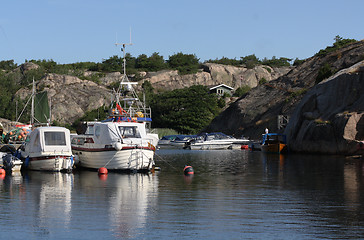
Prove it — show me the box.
[241,54,260,69]
[0,60,17,71]
[136,52,166,71]
[262,56,292,67]
[205,57,241,66]
[151,85,221,133]
[167,52,200,75]
[148,52,166,71]
[316,36,357,57]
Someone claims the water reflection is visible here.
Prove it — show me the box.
[75,171,159,238]
[1,150,364,239]
[26,172,73,229]
[259,152,364,238]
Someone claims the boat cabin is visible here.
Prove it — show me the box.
[23,126,72,158]
[261,133,286,145]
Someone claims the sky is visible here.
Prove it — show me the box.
[1,0,363,64]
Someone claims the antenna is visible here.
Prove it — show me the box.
[115,27,133,80]
[114,28,135,104]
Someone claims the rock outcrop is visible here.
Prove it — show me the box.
[284,61,364,154]
[16,73,112,124]
[203,40,364,150]
[143,64,291,92]
[9,62,288,126]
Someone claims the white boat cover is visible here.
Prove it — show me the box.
[85,121,152,145]
[23,126,72,158]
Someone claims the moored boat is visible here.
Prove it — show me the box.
[260,133,287,154]
[169,135,196,148]
[184,132,234,150]
[71,41,157,172]
[19,126,74,172]
[158,135,178,148]
[71,121,156,171]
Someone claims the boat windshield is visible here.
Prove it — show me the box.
[44,131,67,146]
[118,126,141,138]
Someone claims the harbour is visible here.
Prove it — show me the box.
[1,149,364,239]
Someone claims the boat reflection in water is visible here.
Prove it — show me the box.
[76,171,159,238]
[25,172,74,230]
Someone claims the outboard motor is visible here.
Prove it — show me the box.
[3,154,16,171]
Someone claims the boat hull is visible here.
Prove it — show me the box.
[261,143,287,154]
[27,156,73,172]
[188,143,232,150]
[74,148,155,171]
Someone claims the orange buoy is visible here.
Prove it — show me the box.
[183,165,194,175]
[98,167,108,175]
[0,169,5,176]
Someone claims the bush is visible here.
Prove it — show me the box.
[316,36,357,57]
[259,78,268,85]
[316,63,333,84]
[233,86,251,97]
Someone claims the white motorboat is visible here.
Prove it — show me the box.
[71,42,157,172]
[184,132,234,150]
[20,126,74,172]
[169,135,196,148]
[71,121,156,171]
[158,135,178,148]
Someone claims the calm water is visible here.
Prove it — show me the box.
[1,149,364,239]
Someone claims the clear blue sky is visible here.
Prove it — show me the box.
[1,0,363,64]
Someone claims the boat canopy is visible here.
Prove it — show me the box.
[24,126,72,157]
[84,122,148,143]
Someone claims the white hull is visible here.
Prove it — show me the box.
[27,156,73,172]
[76,148,155,171]
[188,142,232,150]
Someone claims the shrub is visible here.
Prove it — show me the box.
[233,86,251,97]
[259,78,268,85]
[316,63,333,84]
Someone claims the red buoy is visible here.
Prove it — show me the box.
[183,166,194,175]
[241,144,249,150]
[98,167,108,175]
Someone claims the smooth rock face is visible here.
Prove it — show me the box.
[284,61,364,154]
[143,63,291,91]
[203,40,364,148]
[16,73,112,125]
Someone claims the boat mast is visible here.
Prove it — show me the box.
[115,28,133,101]
[30,77,35,126]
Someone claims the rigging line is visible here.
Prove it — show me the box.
[16,92,34,123]
[103,153,117,168]
[154,152,178,170]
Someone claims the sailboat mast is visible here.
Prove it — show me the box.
[30,78,35,126]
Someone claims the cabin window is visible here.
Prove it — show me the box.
[217,89,224,96]
[85,125,94,135]
[44,132,67,146]
[118,126,141,138]
[95,126,100,138]
[33,132,40,148]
